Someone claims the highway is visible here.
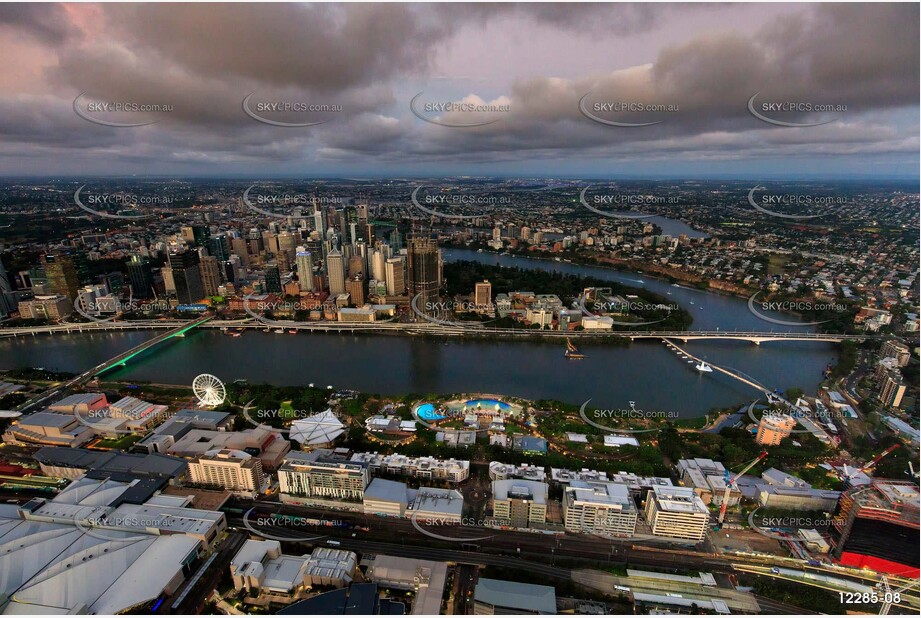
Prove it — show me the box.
[0,315,867,343]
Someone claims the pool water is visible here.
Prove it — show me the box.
[465,398,510,410]
[415,403,445,421]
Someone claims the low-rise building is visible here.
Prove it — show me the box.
[408,487,464,524]
[34,446,187,481]
[492,479,548,528]
[473,578,557,615]
[168,426,290,471]
[18,295,72,320]
[363,478,409,517]
[231,540,357,595]
[351,452,470,482]
[3,411,95,447]
[278,451,370,508]
[677,458,740,506]
[757,468,841,511]
[364,554,448,615]
[564,481,638,537]
[489,461,547,482]
[644,485,710,541]
[188,448,266,497]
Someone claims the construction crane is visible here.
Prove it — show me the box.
[876,574,918,615]
[716,451,768,528]
[863,444,900,473]
[843,444,901,483]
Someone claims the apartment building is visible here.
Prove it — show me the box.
[563,481,638,537]
[644,485,711,541]
[492,479,548,528]
[279,452,370,507]
[188,449,266,497]
[349,452,470,482]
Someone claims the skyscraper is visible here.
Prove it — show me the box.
[347,254,364,279]
[346,275,365,307]
[296,248,315,292]
[264,264,282,294]
[127,255,154,299]
[43,253,80,302]
[168,250,204,304]
[208,234,232,262]
[384,257,405,296]
[326,248,346,296]
[406,236,440,312]
[475,280,493,310]
[371,250,386,282]
[199,255,222,297]
[0,256,15,317]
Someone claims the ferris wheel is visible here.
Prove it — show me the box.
[193,374,226,407]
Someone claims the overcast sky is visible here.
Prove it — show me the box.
[0,2,917,179]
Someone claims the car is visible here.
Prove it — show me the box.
[770,567,781,574]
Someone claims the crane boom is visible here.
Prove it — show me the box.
[861,444,899,473]
[717,451,769,525]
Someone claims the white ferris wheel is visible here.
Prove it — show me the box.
[193,374,226,407]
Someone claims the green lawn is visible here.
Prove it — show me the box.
[95,434,143,449]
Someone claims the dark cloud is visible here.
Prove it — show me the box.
[0,4,74,44]
[0,3,915,176]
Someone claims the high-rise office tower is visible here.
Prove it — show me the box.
[313,198,326,241]
[264,264,282,294]
[347,254,364,279]
[0,256,15,317]
[208,234,232,262]
[296,248,315,292]
[43,253,80,302]
[262,231,279,257]
[127,255,154,299]
[346,275,365,307]
[357,203,369,239]
[326,248,346,296]
[230,238,250,267]
[385,257,405,296]
[475,280,493,309]
[199,255,222,297]
[278,231,297,257]
[406,236,440,311]
[192,225,210,248]
[168,249,204,304]
[371,250,386,282]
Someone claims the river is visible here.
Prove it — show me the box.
[0,249,836,417]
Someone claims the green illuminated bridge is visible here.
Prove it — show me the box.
[93,316,212,376]
[15,316,211,414]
